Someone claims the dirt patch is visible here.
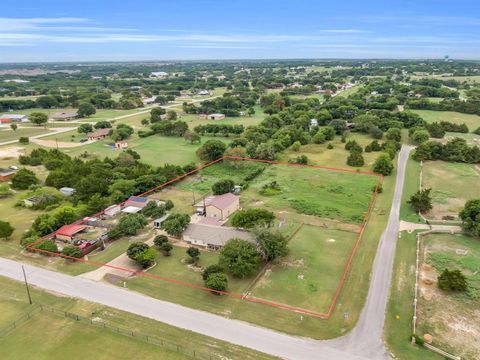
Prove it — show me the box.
[0,146,25,159]
[280,258,305,268]
[32,138,95,148]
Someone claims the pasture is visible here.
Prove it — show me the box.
[411,110,480,131]
[422,161,480,220]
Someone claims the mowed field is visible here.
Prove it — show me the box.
[418,233,480,360]
[411,109,480,131]
[251,225,358,313]
[422,161,480,220]
[0,127,53,143]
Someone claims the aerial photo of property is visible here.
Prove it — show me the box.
[0,1,479,359]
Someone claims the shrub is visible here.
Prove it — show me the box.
[219,239,260,278]
[212,179,234,195]
[160,242,173,256]
[154,235,168,248]
[62,245,83,258]
[19,137,29,144]
[33,240,58,254]
[231,208,275,229]
[438,269,468,292]
[373,153,394,175]
[204,272,228,293]
[202,264,225,280]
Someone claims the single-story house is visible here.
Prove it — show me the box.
[153,214,170,228]
[0,168,16,182]
[87,128,111,141]
[55,224,87,242]
[195,193,239,221]
[115,141,128,149]
[198,90,210,96]
[142,96,157,105]
[0,114,29,123]
[124,196,149,209]
[51,112,78,121]
[103,204,121,217]
[183,223,253,250]
[199,113,225,120]
[59,187,75,196]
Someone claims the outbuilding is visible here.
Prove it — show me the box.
[55,224,87,242]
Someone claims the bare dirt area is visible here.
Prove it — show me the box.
[32,138,94,148]
[417,236,480,360]
[0,146,25,159]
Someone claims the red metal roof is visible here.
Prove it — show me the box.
[56,224,86,237]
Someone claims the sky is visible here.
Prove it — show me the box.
[1,0,480,62]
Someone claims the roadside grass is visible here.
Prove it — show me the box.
[411,109,480,131]
[0,127,53,143]
[417,233,480,359]
[422,161,480,220]
[384,230,440,360]
[251,225,358,312]
[0,276,275,360]
[399,156,423,223]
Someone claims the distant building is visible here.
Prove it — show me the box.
[122,196,149,214]
[115,141,128,149]
[310,119,318,129]
[150,71,168,78]
[199,113,225,120]
[51,112,79,121]
[87,128,110,141]
[103,204,121,217]
[194,193,239,221]
[59,187,76,196]
[0,114,29,123]
[0,168,16,182]
[153,214,170,229]
[198,90,210,96]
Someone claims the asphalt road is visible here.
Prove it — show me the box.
[0,145,413,360]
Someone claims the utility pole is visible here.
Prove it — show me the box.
[22,265,32,305]
[55,137,59,150]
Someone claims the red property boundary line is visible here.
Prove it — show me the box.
[27,156,382,319]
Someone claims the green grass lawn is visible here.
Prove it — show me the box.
[179,105,265,129]
[411,110,480,131]
[0,276,274,360]
[422,161,480,220]
[399,156,423,223]
[384,231,441,360]
[0,127,53,142]
[251,225,357,312]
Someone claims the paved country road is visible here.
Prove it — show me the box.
[0,145,413,360]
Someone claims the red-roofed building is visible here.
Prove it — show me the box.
[56,224,87,242]
[87,128,111,141]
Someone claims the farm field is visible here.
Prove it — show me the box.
[0,127,53,142]
[0,277,273,360]
[411,109,480,131]
[417,233,480,360]
[179,105,265,129]
[422,161,480,220]
[410,74,480,83]
[251,225,358,312]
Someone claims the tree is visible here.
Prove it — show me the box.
[77,102,96,118]
[373,153,394,176]
[438,269,467,292]
[166,110,177,121]
[255,228,288,261]
[154,235,168,248]
[33,239,58,253]
[247,107,255,116]
[29,112,48,126]
[186,247,200,265]
[19,137,29,144]
[0,220,14,240]
[347,151,364,167]
[62,245,82,258]
[184,130,201,144]
[196,139,226,161]
[141,118,150,126]
[212,179,234,195]
[111,124,134,141]
[127,242,155,268]
[77,123,93,134]
[11,168,39,190]
[329,119,347,134]
[459,199,480,236]
[117,213,148,235]
[224,146,248,168]
[135,248,156,268]
[160,242,173,256]
[94,120,112,129]
[412,129,430,144]
[202,264,224,280]
[204,272,228,293]
[291,141,301,152]
[150,107,166,122]
[385,128,402,142]
[10,123,17,131]
[231,209,275,229]
[219,239,260,278]
[408,188,433,213]
[161,213,190,237]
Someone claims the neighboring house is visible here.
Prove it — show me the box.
[0,168,16,182]
[87,128,110,140]
[55,224,87,242]
[121,196,149,214]
[0,114,29,123]
[183,223,253,250]
[198,90,210,96]
[59,187,75,196]
[103,204,121,217]
[195,193,239,221]
[142,96,157,105]
[199,113,225,120]
[51,112,78,121]
[115,141,128,149]
[150,71,168,78]
[153,214,170,228]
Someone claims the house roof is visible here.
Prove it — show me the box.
[0,168,16,176]
[124,196,148,208]
[87,128,110,138]
[52,112,78,119]
[183,223,252,247]
[56,224,86,237]
[60,187,75,192]
[0,114,27,119]
[198,217,223,227]
[121,206,142,214]
[195,193,238,211]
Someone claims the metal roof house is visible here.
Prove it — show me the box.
[182,223,253,250]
